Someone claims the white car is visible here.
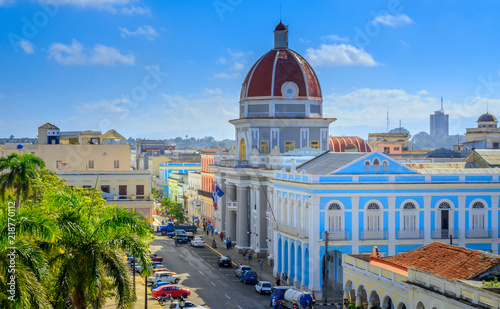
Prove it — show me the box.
[148,271,181,284]
[235,265,251,278]
[169,300,206,309]
[190,237,205,247]
[255,281,273,294]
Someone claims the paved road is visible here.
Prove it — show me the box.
[150,235,271,309]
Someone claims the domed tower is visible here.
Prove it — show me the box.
[230,22,336,160]
[477,113,498,128]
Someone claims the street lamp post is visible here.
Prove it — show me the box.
[144,275,148,309]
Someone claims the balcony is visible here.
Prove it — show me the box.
[397,230,424,239]
[326,231,350,241]
[218,159,250,168]
[227,201,237,210]
[466,229,492,238]
[103,194,152,201]
[431,229,459,239]
[360,230,388,240]
[197,189,212,199]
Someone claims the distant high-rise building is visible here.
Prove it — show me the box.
[430,97,449,137]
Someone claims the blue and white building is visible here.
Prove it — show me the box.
[272,150,500,297]
[157,162,201,196]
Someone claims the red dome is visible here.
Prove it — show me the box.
[275,22,287,31]
[241,49,322,100]
[329,136,372,152]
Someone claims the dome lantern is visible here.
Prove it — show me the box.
[274,22,288,49]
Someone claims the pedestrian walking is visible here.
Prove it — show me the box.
[211,226,214,236]
[281,272,288,285]
[161,220,165,225]
[248,253,252,265]
[220,231,224,241]
[277,300,283,309]
[225,238,229,249]
[271,297,277,309]
[228,237,232,248]
[212,238,217,248]
[275,274,281,286]
[206,229,209,236]
[242,248,246,260]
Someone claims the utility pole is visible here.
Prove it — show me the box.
[323,231,328,303]
[144,275,148,309]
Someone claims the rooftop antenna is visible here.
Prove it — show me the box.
[487,101,489,113]
[387,104,390,132]
[280,1,282,21]
[441,97,444,113]
[399,119,402,133]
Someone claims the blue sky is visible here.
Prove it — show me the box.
[1,0,500,141]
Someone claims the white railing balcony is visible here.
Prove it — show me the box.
[466,229,492,238]
[397,230,424,239]
[360,230,388,240]
[227,201,237,210]
[326,231,350,241]
[431,229,459,239]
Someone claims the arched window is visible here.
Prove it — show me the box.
[328,202,342,232]
[471,201,485,230]
[382,161,388,172]
[290,199,295,227]
[283,196,288,224]
[239,138,246,160]
[366,202,381,231]
[365,161,370,172]
[439,202,451,209]
[297,200,303,229]
[373,158,380,172]
[402,202,417,231]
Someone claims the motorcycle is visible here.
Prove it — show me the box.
[157,294,172,305]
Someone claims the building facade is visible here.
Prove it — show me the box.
[272,150,500,298]
[465,113,500,149]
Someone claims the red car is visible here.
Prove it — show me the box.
[151,285,190,299]
[150,254,163,262]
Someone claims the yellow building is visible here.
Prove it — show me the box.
[368,133,410,151]
[58,170,153,221]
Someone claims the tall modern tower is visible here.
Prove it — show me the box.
[430,97,449,137]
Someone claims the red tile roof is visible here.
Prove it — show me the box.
[383,242,500,280]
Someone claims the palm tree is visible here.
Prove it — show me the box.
[47,190,153,309]
[0,205,58,309]
[0,153,46,209]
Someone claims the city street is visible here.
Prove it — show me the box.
[149,235,270,309]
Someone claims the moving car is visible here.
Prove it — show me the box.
[167,229,186,238]
[175,234,189,244]
[240,270,258,284]
[255,281,273,294]
[148,271,181,284]
[151,284,190,299]
[235,265,251,277]
[190,237,205,247]
[168,300,205,308]
[218,256,232,267]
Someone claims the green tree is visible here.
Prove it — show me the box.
[0,153,46,209]
[161,197,186,222]
[46,189,153,309]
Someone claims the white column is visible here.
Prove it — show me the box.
[492,195,499,254]
[388,196,396,255]
[226,183,236,240]
[308,196,321,292]
[424,195,432,244]
[351,196,360,254]
[236,185,250,248]
[458,195,466,246]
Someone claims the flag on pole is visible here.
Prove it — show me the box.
[212,183,224,211]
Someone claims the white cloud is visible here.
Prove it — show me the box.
[213,72,240,79]
[372,14,414,27]
[120,5,151,15]
[20,40,35,54]
[0,0,14,7]
[74,98,130,115]
[230,62,245,71]
[216,57,227,64]
[305,44,377,67]
[119,25,158,40]
[48,39,135,66]
[417,90,429,95]
[320,34,349,42]
[203,88,223,96]
[399,39,410,47]
[299,38,311,44]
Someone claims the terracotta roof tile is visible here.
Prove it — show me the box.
[383,242,500,280]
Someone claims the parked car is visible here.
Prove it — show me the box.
[240,270,258,284]
[190,237,205,247]
[148,271,181,284]
[153,268,177,275]
[152,264,166,269]
[151,281,170,290]
[218,256,232,267]
[168,300,206,308]
[255,281,273,294]
[235,265,251,277]
[150,254,163,262]
[151,284,190,299]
